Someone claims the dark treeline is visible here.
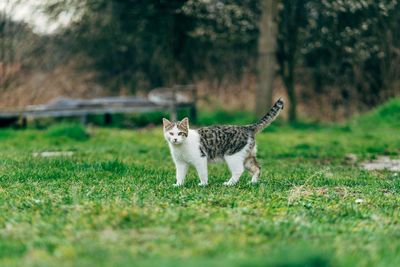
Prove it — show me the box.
[1,0,399,120]
[49,0,259,91]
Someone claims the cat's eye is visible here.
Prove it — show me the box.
[169,132,174,136]
[178,132,184,136]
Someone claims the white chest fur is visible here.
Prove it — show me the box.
[169,129,202,164]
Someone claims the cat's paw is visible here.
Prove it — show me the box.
[223,181,236,186]
[247,180,258,185]
[173,183,183,187]
[198,182,208,186]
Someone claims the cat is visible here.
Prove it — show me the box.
[163,97,284,186]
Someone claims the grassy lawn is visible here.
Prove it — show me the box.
[0,99,400,267]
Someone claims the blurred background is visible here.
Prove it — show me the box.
[0,0,399,124]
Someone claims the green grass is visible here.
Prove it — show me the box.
[0,98,400,266]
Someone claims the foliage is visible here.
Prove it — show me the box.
[276,0,400,120]
[34,109,257,129]
[196,109,258,126]
[0,99,400,266]
[298,0,400,108]
[349,96,400,129]
[41,0,260,92]
[45,123,89,141]
[41,0,258,92]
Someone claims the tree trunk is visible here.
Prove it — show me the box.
[277,0,304,122]
[255,0,278,117]
[285,75,297,122]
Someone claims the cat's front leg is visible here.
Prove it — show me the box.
[174,161,188,187]
[194,158,208,186]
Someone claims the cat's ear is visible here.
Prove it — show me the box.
[180,117,189,129]
[163,118,172,128]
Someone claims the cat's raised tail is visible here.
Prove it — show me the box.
[252,97,284,133]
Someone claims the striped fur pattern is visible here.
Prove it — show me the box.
[251,97,284,133]
[163,98,284,186]
[197,125,254,159]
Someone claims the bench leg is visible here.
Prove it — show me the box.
[80,115,88,125]
[104,113,112,125]
[22,117,27,128]
[190,104,197,124]
[170,106,177,121]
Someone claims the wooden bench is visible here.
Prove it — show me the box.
[0,85,197,127]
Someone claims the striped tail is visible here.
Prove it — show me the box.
[252,98,284,133]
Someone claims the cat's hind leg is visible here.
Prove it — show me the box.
[223,154,245,186]
[244,156,261,184]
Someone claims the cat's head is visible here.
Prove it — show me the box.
[163,117,189,145]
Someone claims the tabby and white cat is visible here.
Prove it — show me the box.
[163,98,284,186]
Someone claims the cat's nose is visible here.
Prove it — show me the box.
[174,138,177,142]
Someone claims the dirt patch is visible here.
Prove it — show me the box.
[360,156,400,171]
[32,151,74,157]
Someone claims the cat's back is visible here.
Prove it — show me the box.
[197,124,254,159]
[197,124,253,138]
